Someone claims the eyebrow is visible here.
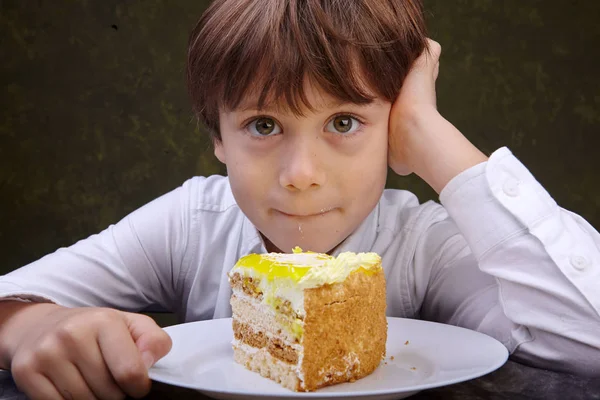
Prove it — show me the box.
[236,98,377,113]
[237,103,280,112]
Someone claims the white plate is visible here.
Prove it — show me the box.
[149,317,508,400]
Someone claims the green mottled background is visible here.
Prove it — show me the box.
[1,0,599,276]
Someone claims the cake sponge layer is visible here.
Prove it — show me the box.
[301,269,387,390]
[233,342,302,391]
[233,319,299,364]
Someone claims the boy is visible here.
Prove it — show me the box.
[1,0,599,399]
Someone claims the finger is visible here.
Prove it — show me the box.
[11,336,95,400]
[422,39,441,73]
[391,163,413,176]
[433,59,440,81]
[54,309,127,399]
[124,312,172,365]
[409,39,441,78]
[45,362,96,400]
[75,341,126,399]
[426,39,442,62]
[431,60,439,108]
[387,143,413,176]
[13,371,64,400]
[98,315,151,398]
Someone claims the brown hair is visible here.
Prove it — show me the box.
[187,0,428,140]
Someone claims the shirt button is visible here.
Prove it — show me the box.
[570,255,589,271]
[502,179,520,197]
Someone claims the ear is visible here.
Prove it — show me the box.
[214,140,226,164]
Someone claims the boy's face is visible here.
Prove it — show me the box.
[216,83,390,253]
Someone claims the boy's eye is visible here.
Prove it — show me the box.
[248,117,281,136]
[326,115,361,134]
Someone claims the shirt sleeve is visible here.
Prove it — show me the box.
[419,147,600,376]
[0,178,196,313]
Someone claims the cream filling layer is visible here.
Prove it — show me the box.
[231,290,303,347]
[234,270,306,318]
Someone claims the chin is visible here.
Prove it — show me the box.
[298,242,337,254]
[259,216,356,254]
[269,236,343,254]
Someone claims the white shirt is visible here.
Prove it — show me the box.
[1,147,599,376]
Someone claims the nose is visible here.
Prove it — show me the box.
[279,137,326,191]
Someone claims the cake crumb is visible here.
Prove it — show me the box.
[404,340,409,345]
[410,367,417,371]
[349,378,356,383]
[390,356,395,360]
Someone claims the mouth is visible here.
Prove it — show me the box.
[275,207,337,218]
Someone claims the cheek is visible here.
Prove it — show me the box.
[351,148,387,212]
[227,166,261,215]
[345,129,388,180]
[225,149,275,204]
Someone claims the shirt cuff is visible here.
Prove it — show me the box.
[439,146,558,260]
[0,282,59,305]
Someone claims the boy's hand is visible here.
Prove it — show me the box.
[1,302,171,399]
[388,39,488,194]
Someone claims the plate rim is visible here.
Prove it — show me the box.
[149,316,509,398]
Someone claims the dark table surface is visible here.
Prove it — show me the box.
[3,360,598,400]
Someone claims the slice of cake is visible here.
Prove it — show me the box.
[228,247,386,391]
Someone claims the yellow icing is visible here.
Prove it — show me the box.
[235,253,316,282]
[232,247,381,286]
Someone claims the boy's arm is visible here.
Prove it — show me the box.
[391,41,600,374]
[412,156,600,375]
[388,40,488,191]
[0,177,203,398]
[0,178,196,313]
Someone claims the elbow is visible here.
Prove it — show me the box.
[511,330,600,378]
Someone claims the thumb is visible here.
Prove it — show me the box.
[122,312,173,368]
